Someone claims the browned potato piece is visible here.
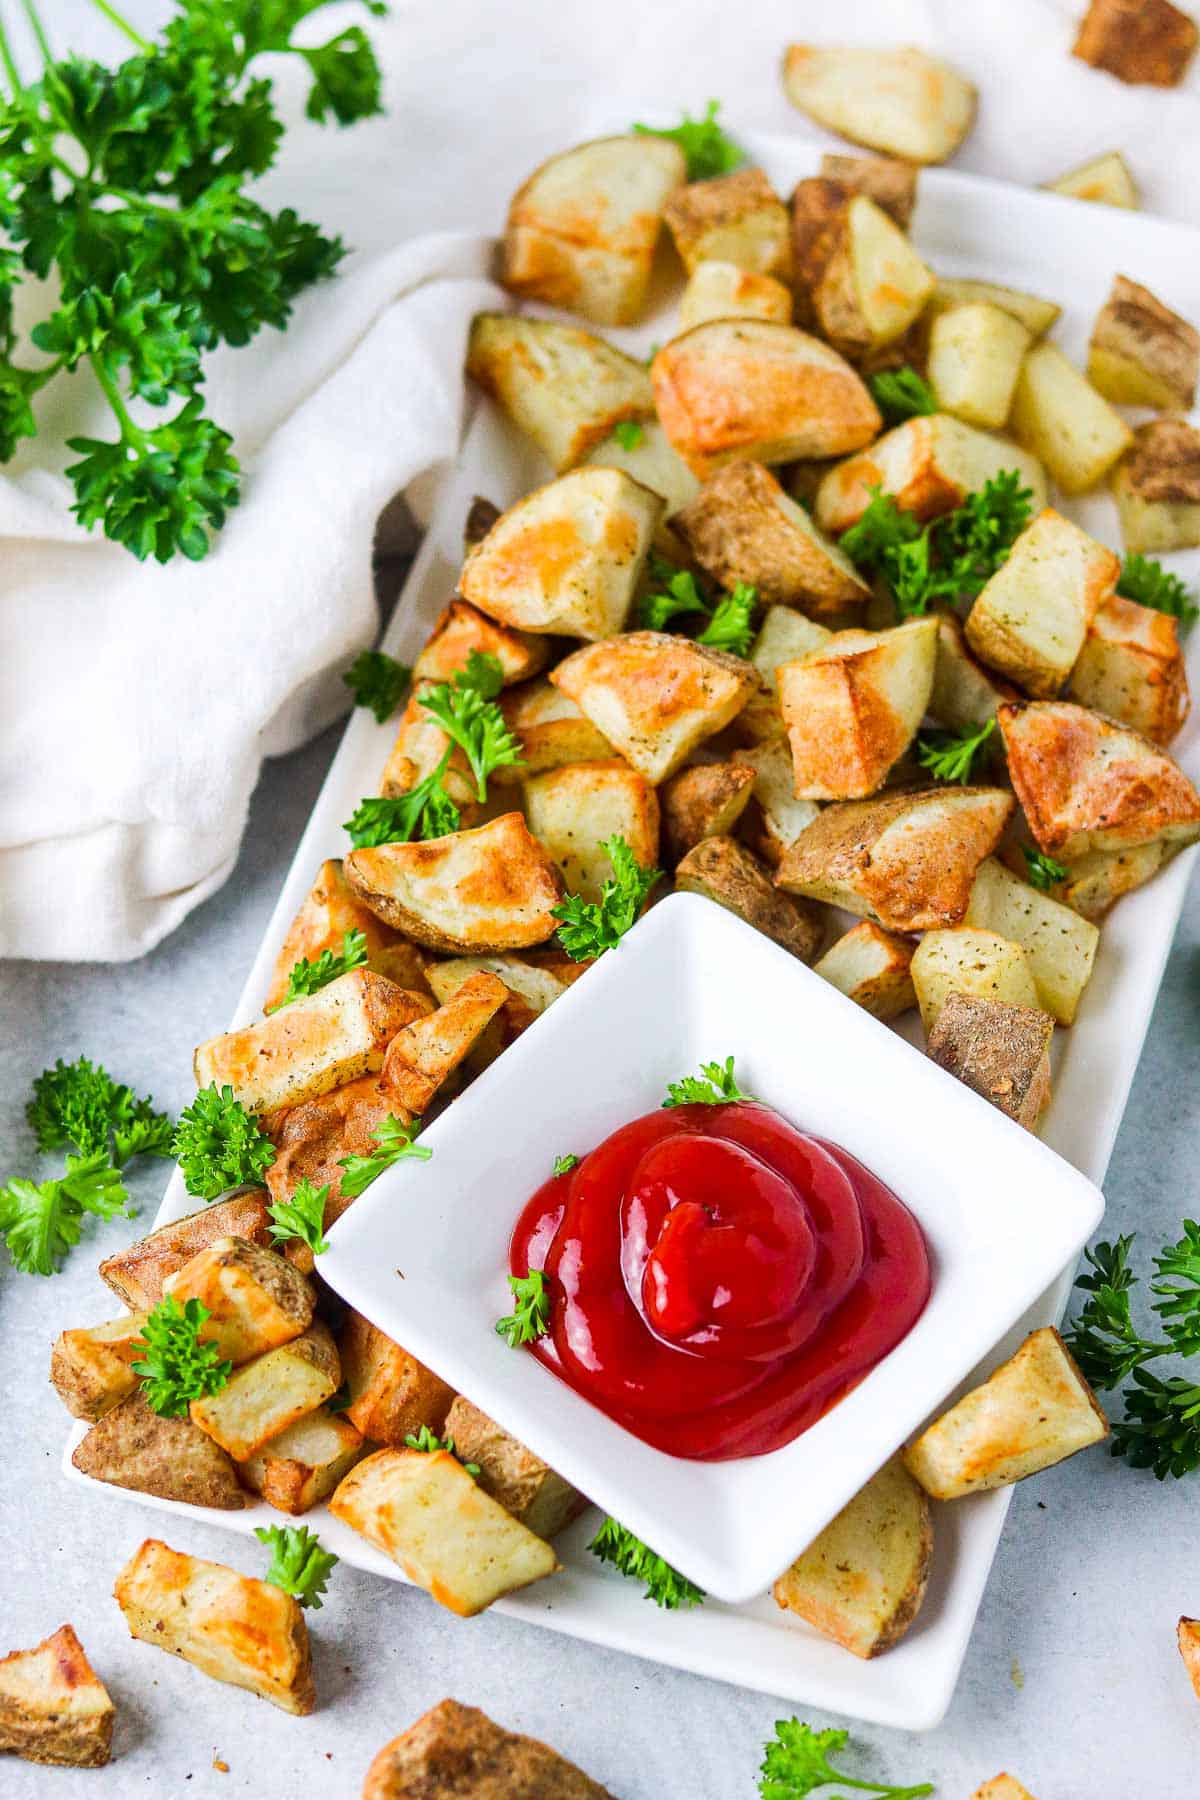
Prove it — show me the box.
[678,261,793,332]
[265,860,426,1013]
[494,679,616,785]
[1112,415,1200,554]
[524,760,660,898]
[1088,275,1199,409]
[164,1237,314,1366]
[651,320,881,479]
[674,462,869,616]
[776,786,1014,932]
[582,418,701,518]
[819,153,918,228]
[733,735,826,856]
[969,1778,1039,1800]
[964,509,1119,699]
[341,1309,454,1447]
[1073,0,1198,86]
[414,599,550,689]
[363,1698,613,1800]
[812,921,915,1020]
[930,612,1015,733]
[466,314,653,473]
[1049,840,1171,921]
[811,195,934,359]
[746,607,833,720]
[551,632,758,784]
[1047,149,1138,208]
[1178,1617,1200,1702]
[0,1625,114,1769]
[330,1448,559,1616]
[345,814,565,954]
[190,1322,341,1462]
[815,415,1046,536]
[114,1539,314,1715]
[72,1388,245,1509]
[51,1313,148,1422]
[660,762,756,863]
[926,993,1054,1130]
[675,836,825,961]
[239,1407,367,1516]
[379,970,509,1110]
[911,929,1039,1034]
[773,1455,932,1658]
[779,617,937,798]
[1010,343,1133,495]
[1069,593,1190,744]
[99,1190,273,1311]
[265,1072,394,1239]
[782,44,976,164]
[502,135,685,326]
[789,176,850,325]
[663,166,791,279]
[964,858,1099,1027]
[999,699,1200,858]
[424,955,571,1074]
[443,1397,587,1539]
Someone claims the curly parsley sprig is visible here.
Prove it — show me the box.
[841,473,1033,619]
[404,1425,480,1478]
[131,1295,231,1417]
[495,1270,552,1347]
[344,649,411,722]
[1023,845,1068,892]
[1117,553,1198,627]
[343,756,463,848]
[419,652,521,801]
[915,716,997,784]
[758,1720,933,1799]
[268,929,368,1009]
[173,1084,276,1201]
[663,1055,752,1108]
[638,551,759,656]
[338,1114,431,1198]
[267,1179,330,1257]
[255,1524,338,1609]
[26,1055,172,1166]
[588,1517,705,1610]
[552,835,661,960]
[632,99,742,180]
[867,366,937,427]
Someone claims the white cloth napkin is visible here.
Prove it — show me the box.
[3,0,1197,961]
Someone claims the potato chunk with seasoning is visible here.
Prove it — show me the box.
[524,760,660,899]
[72,1389,245,1510]
[926,277,1060,339]
[413,599,550,690]
[340,1310,454,1447]
[782,44,976,165]
[1088,274,1199,410]
[1112,415,1200,554]
[811,195,934,359]
[779,617,937,799]
[363,1699,613,1800]
[1072,0,1198,86]
[660,761,756,864]
[819,153,918,228]
[0,1625,114,1768]
[964,857,1099,1027]
[678,260,793,332]
[190,1322,341,1463]
[813,922,915,1020]
[265,860,428,1013]
[379,971,509,1112]
[926,302,1030,430]
[662,166,792,279]
[1178,1617,1200,1702]
[443,1397,586,1539]
[265,1072,395,1239]
[930,613,1014,734]
[239,1407,367,1516]
[1009,343,1133,495]
[99,1189,273,1311]
[51,1313,148,1422]
[969,1778,1040,1800]
[814,414,1046,536]
[910,929,1039,1034]
[163,1237,314,1366]
[926,993,1054,1130]
[964,508,1119,699]
[1069,593,1190,744]
[675,836,825,962]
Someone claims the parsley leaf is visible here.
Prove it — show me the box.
[1117,553,1198,627]
[588,1517,705,1610]
[344,648,411,722]
[26,1056,172,1166]
[267,1179,330,1257]
[638,552,758,653]
[268,929,368,1010]
[343,756,463,848]
[1023,846,1068,891]
[338,1114,431,1198]
[613,419,645,450]
[132,1295,232,1417]
[552,835,661,960]
[637,560,710,631]
[696,581,758,656]
[173,1084,276,1201]
[404,1424,480,1478]
[553,1153,580,1176]
[419,656,521,801]
[1066,1235,1154,1391]
[867,366,937,427]
[758,1719,933,1799]
[841,474,1032,618]
[1152,1220,1200,1357]
[663,1055,751,1108]
[495,1269,552,1346]
[255,1524,338,1609]
[915,717,997,784]
[632,100,742,181]
[0,1153,133,1277]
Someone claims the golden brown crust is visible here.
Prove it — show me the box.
[442,1397,587,1539]
[926,992,1054,1129]
[1178,1617,1200,1702]
[0,1625,114,1768]
[99,1190,272,1312]
[675,835,825,961]
[266,1073,398,1238]
[265,861,417,1013]
[72,1388,246,1509]
[414,601,551,689]
[1073,0,1198,86]
[381,972,509,1111]
[341,1311,455,1447]
[50,1315,147,1423]
[363,1699,613,1799]
[778,620,937,798]
[1068,593,1190,745]
[660,761,757,863]
[240,1408,367,1515]
[789,177,849,326]
[165,1236,314,1365]
[662,166,791,279]
[812,921,917,1020]
[1119,415,1200,506]
[819,154,918,229]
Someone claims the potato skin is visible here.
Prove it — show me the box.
[72,1389,246,1510]
[819,153,918,228]
[99,1189,273,1312]
[164,1236,314,1366]
[662,166,792,279]
[660,761,755,864]
[1072,0,1198,86]
[363,1698,613,1800]
[0,1625,114,1769]
[443,1396,587,1539]
[675,836,825,962]
[1087,274,1199,410]
[265,1072,396,1241]
[51,1314,148,1423]
[926,992,1054,1130]
[1112,416,1200,555]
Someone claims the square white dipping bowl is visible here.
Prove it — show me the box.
[320,892,1104,1604]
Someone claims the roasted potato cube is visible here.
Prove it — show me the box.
[675,461,869,616]
[413,599,550,690]
[651,319,881,479]
[341,1310,454,1447]
[926,993,1054,1129]
[190,1322,340,1462]
[0,1625,114,1769]
[730,739,821,862]
[551,631,758,783]
[1073,0,1198,86]
[930,612,1014,732]
[815,414,1046,535]
[776,786,1014,932]
[970,1778,1039,1800]
[164,1237,314,1366]
[999,700,1200,860]
[1047,148,1138,208]
[495,679,616,785]
[239,1406,367,1516]
[964,508,1119,698]
[1009,342,1133,495]
[773,1455,932,1659]
[443,1397,586,1539]
[904,1326,1107,1499]
[363,1699,612,1800]
[663,166,791,279]
[812,195,935,359]
[678,259,793,332]
[582,418,701,517]
[524,760,660,899]
[264,1072,394,1242]
[789,176,851,325]
[1088,274,1199,409]
[51,1313,148,1422]
[264,860,426,1013]
[424,953,571,1070]
[927,302,1030,430]
[72,1388,245,1509]
[1068,593,1190,744]
[675,836,825,961]
[779,617,937,799]
[911,928,1039,1033]
[661,761,756,863]
[1112,415,1200,554]
[965,856,1100,1026]
[459,468,662,640]
[114,1539,314,1715]
[380,971,508,1112]
[99,1190,273,1311]
[1178,1617,1200,1702]
[1050,840,1171,921]
[344,814,565,954]
[330,1448,559,1616]
[819,153,918,228]
[926,276,1061,339]
[812,921,916,1019]
[782,44,976,164]
[750,604,833,689]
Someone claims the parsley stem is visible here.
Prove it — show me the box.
[19,0,52,65]
[88,351,145,449]
[88,0,151,51]
[0,15,23,93]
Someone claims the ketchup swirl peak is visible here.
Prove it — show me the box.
[510,1100,930,1462]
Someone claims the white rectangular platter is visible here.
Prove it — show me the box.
[65,130,1200,1731]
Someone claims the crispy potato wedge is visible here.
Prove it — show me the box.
[424,954,570,1071]
[1112,415,1200,554]
[965,508,1119,698]
[732,739,822,861]
[661,761,756,863]
[812,921,916,1019]
[927,992,1054,1129]
[1073,0,1198,86]
[72,1388,245,1509]
[663,166,792,279]
[812,194,934,358]
[0,1625,114,1769]
[965,856,1100,1025]
[969,1778,1039,1800]
[678,259,793,332]
[1047,840,1172,922]
[459,468,662,640]
[379,971,509,1111]
[443,1397,587,1539]
[1010,342,1133,495]
[495,679,616,785]
[819,153,918,228]
[551,631,758,783]
[413,599,550,690]
[582,418,700,517]
[190,1322,340,1463]
[1047,148,1138,208]
[910,928,1039,1033]
[345,814,565,954]
[239,1406,367,1516]
[999,700,1200,859]
[675,461,869,616]
[773,1455,932,1658]
[341,1310,454,1447]
[330,1448,559,1616]
[1068,592,1190,744]
[99,1189,272,1312]
[815,414,1046,535]
[1088,274,1199,409]
[502,134,685,325]
[930,612,1015,732]
[265,860,428,1013]
[363,1699,613,1800]
[1178,1617,1200,1702]
[675,836,825,961]
[265,1072,395,1240]
[927,276,1061,339]
[789,176,851,326]
[927,302,1030,430]
[776,786,1014,932]
[114,1539,314,1715]
[904,1326,1107,1499]
[164,1237,314,1366]
[782,44,975,164]
[778,617,937,798]
[51,1313,148,1422]
[524,759,660,899]
[651,319,881,479]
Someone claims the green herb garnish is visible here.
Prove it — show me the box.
[269,929,368,1010]
[495,1269,552,1347]
[172,1084,276,1201]
[343,757,463,848]
[267,1179,330,1256]
[613,419,645,450]
[404,1425,480,1478]
[841,473,1033,619]
[915,717,997,784]
[553,1153,580,1176]
[758,1720,933,1799]
[552,835,661,960]
[0,1153,133,1277]
[867,366,937,427]
[255,1524,338,1609]
[131,1295,231,1417]
[632,99,741,181]
[663,1055,751,1108]
[1023,846,1069,891]
[344,649,411,723]
[588,1517,705,1610]
[1117,553,1198,627]
[26,1056,172,1167]
[696,581,758,657]
[338,1114,430,1197]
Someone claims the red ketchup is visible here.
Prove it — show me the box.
[510,1101,930,1460]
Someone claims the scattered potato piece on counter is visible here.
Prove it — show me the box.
[964,508,1119,699]
[466,314,654,473]
[164,1238,314,1366]
[730,739,821,862]
[495,680,616,784]
[413,599,551,690]
[190,1322,341,1462]
[782,44,976,164]
[926,276,1061,339]
[1048,840,1171,921]
[99,1190,272,1312]
[264,860,427,1013]
[819,153,918,228]
[72,1389,245,1509]
[1112,416,1200,554]
[903,1326,1107,1499]
[910,929,1039,1033]
[814,414,1046,535]
[265,1073,394,1240]
[675,836,825,961]
[381,971,509,1111]
[660,761,756,863]
[344,814,566,955]
[582,418,700,517]
[1009,342,1132,495]
[926,993,1054,1130]
[1047,148,1139,209]
[663,166,792,279]
[1178,1618,1200,1701]
[331,1448,560,1615]
[1072,0,1198,87]
[969,1776,1040,1800]
[678,260,793,332]
[51,1313,148,1422]
[0,1624,114,1769]
[813,921,916,1019]
[1068,592,1190,744]
[114,1539,315,1715]
[776,787,1014,932]
[773,1455,932,1658]
[1087,274,1199,409]
[239,1406,367,1516]
[443,1397,587,1539]
[525,760,660,897]
[926,302,1030,430]
[341,1310,454,1447]
[675,461,869,616]
[965,856,1100,1026]
[779,617,937,798]
[363,1698,614,1800]
[811,194,935,359]
[651,320,881,478]
[502,134,685,325]
[930,613,1014,733]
